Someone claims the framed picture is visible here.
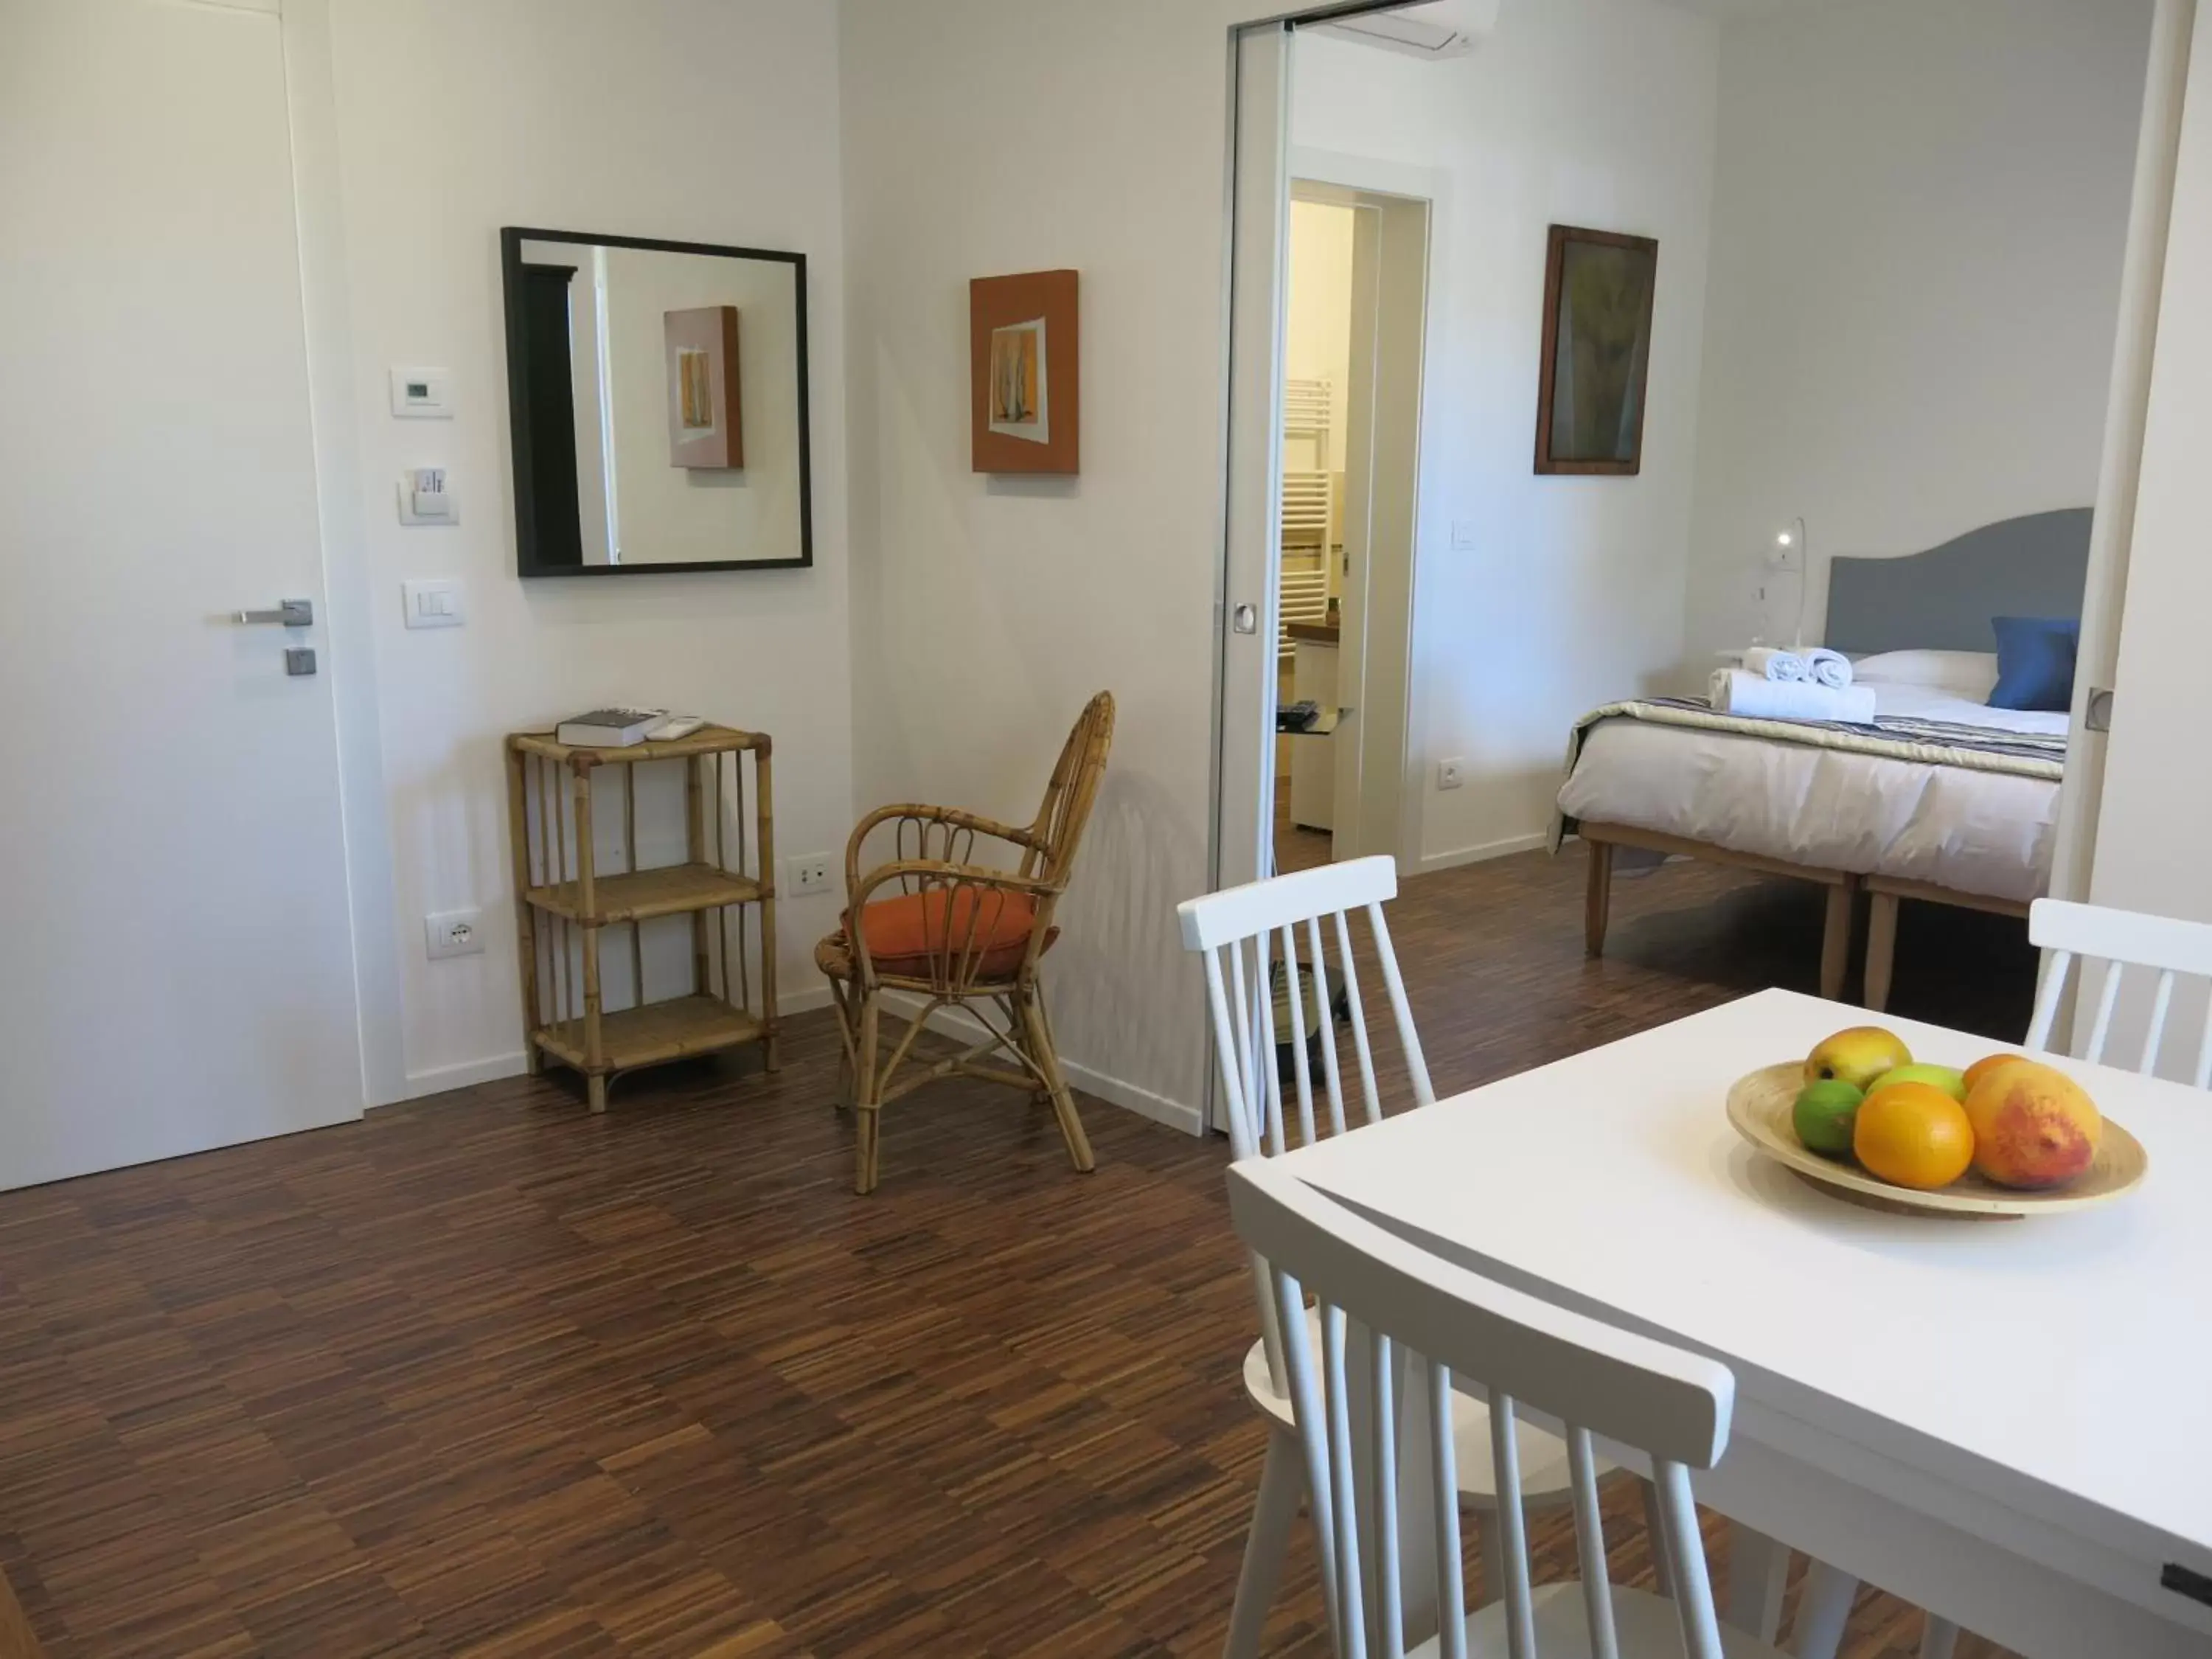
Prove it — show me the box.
[1534,226,1658,476]
[971,269,1079,473]
[664,305,742,469]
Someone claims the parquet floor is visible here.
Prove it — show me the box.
[0,841,2032,1657]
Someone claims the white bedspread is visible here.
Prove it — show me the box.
[1556,686,2070,903]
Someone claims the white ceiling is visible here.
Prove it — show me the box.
[1391,0,1856,21]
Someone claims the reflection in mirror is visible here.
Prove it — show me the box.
[502,229,812,576]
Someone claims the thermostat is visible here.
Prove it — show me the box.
[389,366,453,419]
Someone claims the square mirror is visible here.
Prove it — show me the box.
[501,228,813,576]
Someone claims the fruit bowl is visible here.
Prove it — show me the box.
[1726,1063,2148,1217]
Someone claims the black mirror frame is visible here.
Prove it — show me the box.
[501,226,814,578]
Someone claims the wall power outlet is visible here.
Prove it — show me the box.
[425,908,484,960]
[1436,757,1467,791]
[785,853,835,897]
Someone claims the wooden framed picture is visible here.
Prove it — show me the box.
[971,269,1079,474]
[664,305,742,469]
[1534,226,1658,476]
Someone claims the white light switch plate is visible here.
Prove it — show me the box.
[402,578,465,629]
[1450,520,1479,552]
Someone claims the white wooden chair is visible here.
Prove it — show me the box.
[1791,895,2212,1659]
[1225,1154,1784,1659]
[1180,858,1642,1658]
[2025,896,2212,1077]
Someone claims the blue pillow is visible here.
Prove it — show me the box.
[1989,616,2079,712]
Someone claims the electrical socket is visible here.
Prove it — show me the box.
[1436,757,1466,791]
[785,853,835,897]
[425,908,484,960]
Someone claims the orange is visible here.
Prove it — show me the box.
[1964,1059,2100,1189]
[1853,1081,1975,1190]
[1963,1052,2028,1092]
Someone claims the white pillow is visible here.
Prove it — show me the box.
[1848,649,2000,701]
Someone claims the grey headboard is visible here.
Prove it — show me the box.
[1823,507,2093,656]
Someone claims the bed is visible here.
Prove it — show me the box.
[1557,507,2089,1006]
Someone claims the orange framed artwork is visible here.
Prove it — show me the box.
[970,269,1079,474]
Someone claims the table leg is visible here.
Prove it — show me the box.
[1865,891,1900,1012]
[1820,880,1856,1001]
[1791,1559,1859,1659]
[1727,1526,1791,1642]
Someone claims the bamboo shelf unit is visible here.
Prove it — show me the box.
[506,723,777,1111]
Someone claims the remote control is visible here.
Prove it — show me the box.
[645,714,707,741]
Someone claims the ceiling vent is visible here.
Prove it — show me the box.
[1313,1,1498,60]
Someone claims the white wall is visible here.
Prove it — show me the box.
[328,0,853,1095]
[839,0,1290,1128]
[1683,0,2152,661]
[1291,1,1722,866]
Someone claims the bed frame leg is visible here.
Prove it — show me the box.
[1584,838,1615,958]
[1864,889,1899,1012]
[1820,879,1857,1001]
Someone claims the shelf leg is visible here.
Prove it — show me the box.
[507,745,542,1074]
[587,1074,608,1115]
[756,742,780,1071]
[686,757,711,999]
[574,765,605,1098]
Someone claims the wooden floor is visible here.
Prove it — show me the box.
[0,843,2033,1657]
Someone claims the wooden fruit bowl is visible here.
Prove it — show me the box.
[1725,1062,2148,1218]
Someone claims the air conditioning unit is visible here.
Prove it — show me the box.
[1313,1,1498,60]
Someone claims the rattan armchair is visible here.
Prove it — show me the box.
[815,692,1116,1193]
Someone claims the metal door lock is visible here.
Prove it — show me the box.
[1231,603,1259,635]
[284,647,316,677]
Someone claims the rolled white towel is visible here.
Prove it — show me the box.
[1804,647,1853,690]
[1742,647,1809,682]
[1708,668,1877,723]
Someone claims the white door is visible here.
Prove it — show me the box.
[1217,20,1295,895]
[0,0,366,1186]
[2078,0,2212,1073]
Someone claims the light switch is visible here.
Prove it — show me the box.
[402,578,465,630]
[389,366,453,419]
[397,467,458,526]
[1450,520,1479,552]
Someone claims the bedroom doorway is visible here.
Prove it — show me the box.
[1274,181,1430,877]
[1215,0,2183,1089]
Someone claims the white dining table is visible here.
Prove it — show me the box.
[1267,987,2212,1659]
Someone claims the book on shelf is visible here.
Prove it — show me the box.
[556,708,662,747]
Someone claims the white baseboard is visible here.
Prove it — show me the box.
[1416,831,1549,875]
[403,1051,528,1099]
[401,983,840,1103]
[876,991,1206,1137]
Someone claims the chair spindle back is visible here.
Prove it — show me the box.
[1226,1158,1736,1659]
[2026,897,2212,1084]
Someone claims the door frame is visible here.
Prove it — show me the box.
[276,0,407,1107]
[1291,154,1438,874]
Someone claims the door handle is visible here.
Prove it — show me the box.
[236,599,313,627]
[1231,603,1259,635]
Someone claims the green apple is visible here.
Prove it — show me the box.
[1867,1062,1968,1103]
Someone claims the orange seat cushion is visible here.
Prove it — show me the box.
[849,888,1040,981]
